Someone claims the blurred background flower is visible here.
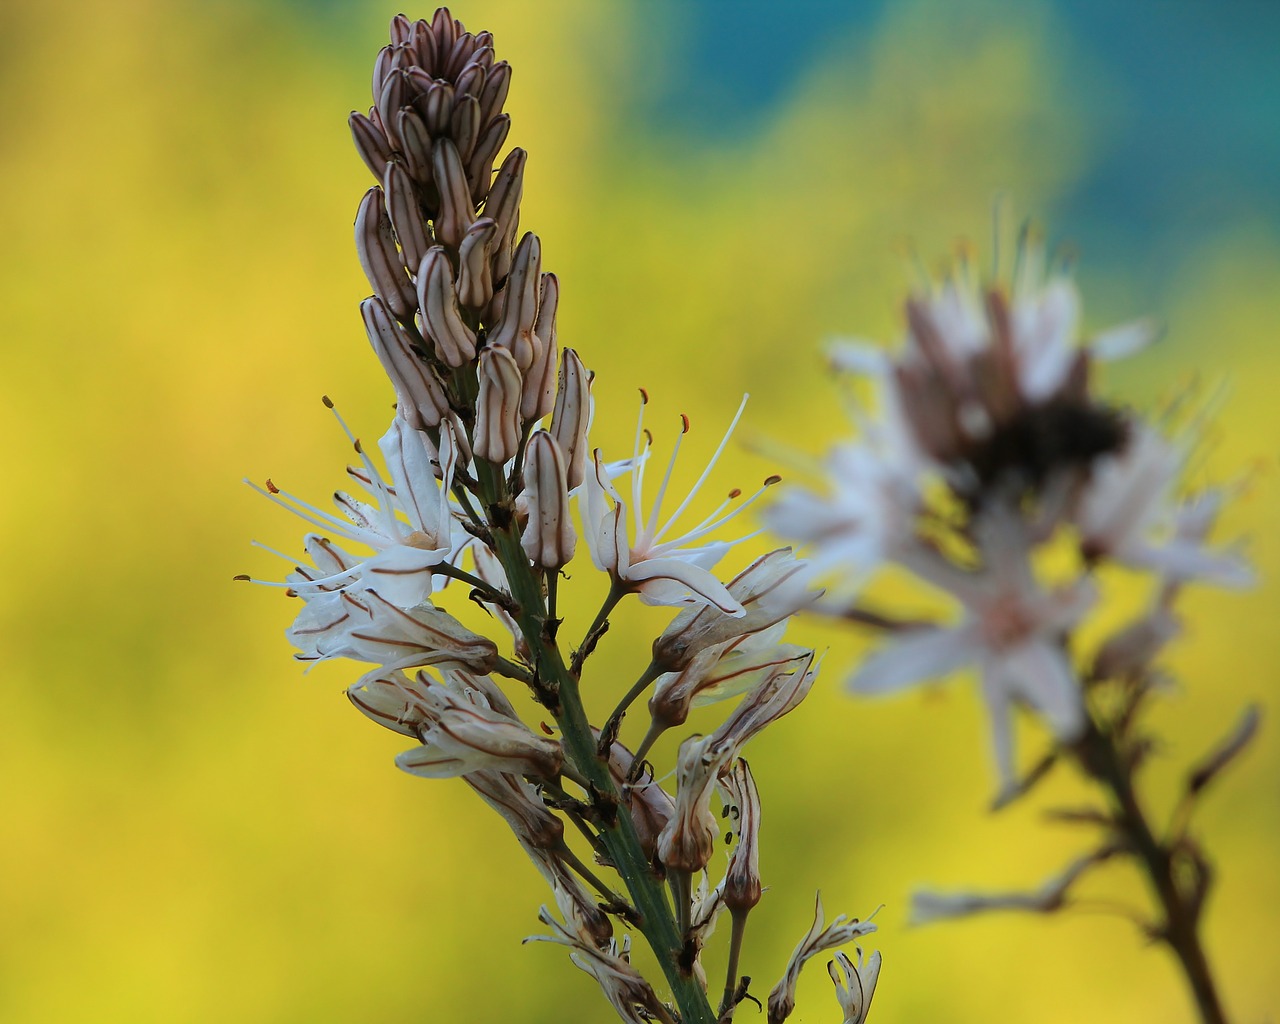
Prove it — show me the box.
[0,0,1276,1021]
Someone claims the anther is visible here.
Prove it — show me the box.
[265,479,279,494]
[728,488,742,499]
[680,413,690,434]
[638,387,649,404]
[763,474,782,486]
[322,395,334,408]
[232,574,250,581]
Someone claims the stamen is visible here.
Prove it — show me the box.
[644,415,689,541]
[652,394,749,544]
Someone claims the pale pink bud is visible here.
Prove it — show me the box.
[482,147,525,281]
[479,61,512,127]
[383,160,432,273]
[422,81,456,136]
[521,432,576,569]
[473,346,523,464]
[487,232,542,370]
[395,107,434,185]
[467,114,510,203]
[450,94,481,163]
[355,186,416,320]
[550,347,592,490]
[416,247,476,367]
[456,218,497,308]
[360,295,449,429]
[521,273,559,421]
[349,110,392,181]
[431,137,474,247]
[376,69,408,149]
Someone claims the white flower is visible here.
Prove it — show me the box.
[248,410,463,609]
[581,395,772,614]
[850,510,1093,793]
[1076,424,1252,586]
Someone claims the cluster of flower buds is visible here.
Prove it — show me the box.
[245,11,881,1024]
[766,233,1254,1001]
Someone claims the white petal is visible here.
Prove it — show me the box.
[848,627,975,695]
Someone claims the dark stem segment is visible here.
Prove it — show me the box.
[474,457,718,1024]
[1076,722,1229,1024]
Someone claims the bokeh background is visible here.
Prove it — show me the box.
[1,0,1277,1021]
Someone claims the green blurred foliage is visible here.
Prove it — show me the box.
[0,0,1275,1021]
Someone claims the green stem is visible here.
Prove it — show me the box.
[475,460,717,1024]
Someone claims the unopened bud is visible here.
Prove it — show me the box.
[488,232,542,370]
[479,61,512,127]
[474,346,523,464]
[482,147,525,281]
[395,107,434,186]
[383,160,433,273]
[350,110,392,181]
[450,94,481,164]
[456,218,497,308]
[522,273,559,421]
[416,247,477,367]
[432,137,474,247]
[467,114,510,203]
[355,186,417,320]
[360,295,449,428]
[550,348,592,490]
[521,432,576,569]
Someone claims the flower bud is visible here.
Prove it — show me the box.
[474,346,523,464]
[355,186,417,320]
[550,348,592,490]
[467,114,510,203]
[521,432,576,569]
[450,94,481,164]
[483,147,525,281]
[479,61,512,127]
[656,735,733,873]
[360,295,449,429]
[396,107,434,186]
[456,218,496,308]
[432,137,474,247]
[380,162,429,271]
[488,232,542,370]
[522,273,559,421]
[416,247,477,367]
[349,110,392,181]
[467,770,565,851]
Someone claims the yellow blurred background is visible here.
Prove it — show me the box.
[1,0,1276,1021]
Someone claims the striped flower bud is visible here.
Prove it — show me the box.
[482,147,526,281]
[360,295,449,428]
[522,273,559,421]
[416,247,476,367]
[550,347,592,490]
[474,346,523,464]
[467,113,510,203]
[350,109,393,181]
[456,217,496,308]
[450,94,481,163]
[383,160,432,273]
[432,137,474,247]
[488,232,542,370]
[355,186,416,320]
[521,431,576,569]
[396,106,434,185]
